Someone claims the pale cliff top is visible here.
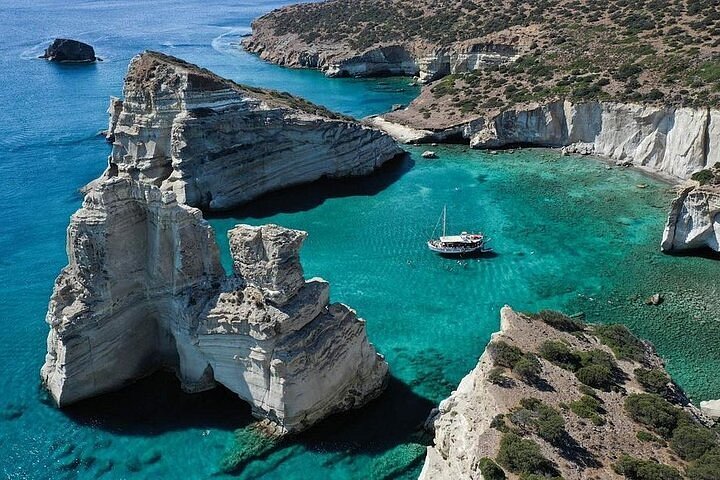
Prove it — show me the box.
[126,51,352,121]
[425,306,720,479]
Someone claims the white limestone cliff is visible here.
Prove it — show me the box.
[42,51,393,433]
[662,182,720,252]
[376,100,720,181]
[105,51,403,210]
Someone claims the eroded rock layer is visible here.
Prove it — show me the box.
[105,51,403,210]
[373,100,720,181]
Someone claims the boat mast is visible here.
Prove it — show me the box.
[442,205,446,237]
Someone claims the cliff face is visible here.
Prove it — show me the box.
[374,100,720,181]
[41,188,388,432]
[662,183,720,253]
[421,307,711,479]
[42,51,393,433]
[243,25,519,83]
[106,52,403,210]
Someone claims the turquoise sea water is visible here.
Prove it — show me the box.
[0,1,719,479]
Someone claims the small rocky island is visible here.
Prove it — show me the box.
[41,38,98,63]
[41,52,399,433]
[422,307,720,479]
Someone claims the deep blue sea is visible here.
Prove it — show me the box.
[0,1,718,479]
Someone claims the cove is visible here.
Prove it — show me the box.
[0,1,719,479]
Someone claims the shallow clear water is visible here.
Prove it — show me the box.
[0,1,718,479]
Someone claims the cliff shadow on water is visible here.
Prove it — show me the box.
[220,376,436,476]
[205,153,413,219]
[60,372,435,476]
[60,371,256,435]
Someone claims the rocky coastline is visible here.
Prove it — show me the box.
[41,52,397,434]
[421,307,718,479]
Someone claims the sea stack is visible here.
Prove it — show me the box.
[41,38,97,63]
[662,165,720,253]
[41,52,395,433]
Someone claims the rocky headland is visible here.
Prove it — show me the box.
[421,307,720,479]
[41,51,397,434]
[41,38,98,63]
[103,51,403,210]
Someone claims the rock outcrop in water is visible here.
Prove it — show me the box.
[372,100,720,181]
[42,51,393,433]
[41,39,97,63]
[103,51,402,210]
[420,307,714,479]
[41,180,388,432]
[662,166,720,252]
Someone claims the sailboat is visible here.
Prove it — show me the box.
[427,206,491,256]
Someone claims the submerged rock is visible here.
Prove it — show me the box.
[41,52,393,434]
[41,39,97,63]
[421,150,437,159]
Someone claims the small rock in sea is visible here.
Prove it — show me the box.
[422,150,438,159]
[615,160,632,167]
[644,293,663,306]
[40,38,98,63]
[431,142,438,146]
[636,184,648,189]
[390,103,405,111]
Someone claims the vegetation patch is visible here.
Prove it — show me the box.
[613,454,682,480]
[496,433,558,478]
[509,398,566,444]
[478,457,506,480]
[594,324,646,362]
[634,367,670,395]
[568,394,606,426]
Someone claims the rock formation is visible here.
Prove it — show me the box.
[104,51,403,210]
[373,100,720,181]
[41,38,97,63]
[42,51,394,433]
[420,307,712,479]
[661,166,720,252]
[41,182,388,432]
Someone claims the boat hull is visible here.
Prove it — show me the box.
[427,240,492,256]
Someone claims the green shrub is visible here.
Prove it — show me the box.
[613,455,682,480]
[576,364,614,390]
[670,425,718,460]
[577,349,617,372]
[594,324,645,361]
[687,449,720,480]
[635,368,670,395]
[691,169,716,185]
[496,433,557,476]
[624,393,682,437]
[489,367,511,386]
[513,398,566,443]
[636,430,662,443]
[533,310,585,332]
[490,341,524,368]
[513,354,543,383]
[539,340,580,370]
[491,414,509,433]
[569,395,605,425]
[478,457,506,480]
